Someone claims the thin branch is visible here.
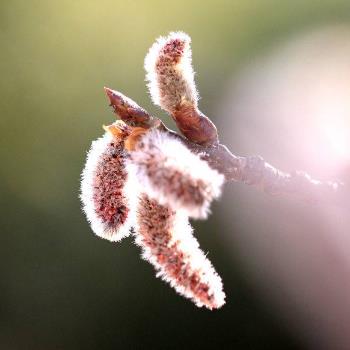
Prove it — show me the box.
[105,87,346,206]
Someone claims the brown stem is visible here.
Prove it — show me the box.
[105,88,346,205]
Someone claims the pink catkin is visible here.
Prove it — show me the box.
[130,130,224,219]
[93,141,129,230]
[145,32,218,145]
[81,132,135,242]
[145,32,198,113]
[135,194,225,309]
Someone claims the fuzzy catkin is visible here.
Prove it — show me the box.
[144,31,198,113]
[129,129,224,219]
[135,194,225,309]
[80,132,136,242]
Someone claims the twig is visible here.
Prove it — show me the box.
[105,87,345,205]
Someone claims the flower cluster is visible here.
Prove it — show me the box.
[80,122,136,242]
[81,32,226,309]
[145,31,218,145]
[130,129,223,219]
[145,31,198,113]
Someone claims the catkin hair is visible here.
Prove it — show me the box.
[80,131,137,241]
[135,194,225,309]
[144,31,198,113]
[129,129,224,219]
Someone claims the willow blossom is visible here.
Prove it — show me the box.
[81,32,226,309]
[81,31,343,310]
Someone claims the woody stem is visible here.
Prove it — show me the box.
[105,87,346,206]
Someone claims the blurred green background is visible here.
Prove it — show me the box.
[1,1,350,349]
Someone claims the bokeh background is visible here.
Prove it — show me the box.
[1,1,350,349]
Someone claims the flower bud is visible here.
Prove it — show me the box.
[145,31,198,113]
[80,125,137,241]
[130,129,224,219]
[135,194,225,309]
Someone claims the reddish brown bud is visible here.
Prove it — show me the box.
[104,87,155,128]
[173,101,218,145]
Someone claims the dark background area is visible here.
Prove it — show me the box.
[1,1,350,349]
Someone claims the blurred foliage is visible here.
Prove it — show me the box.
[1,1,350,349]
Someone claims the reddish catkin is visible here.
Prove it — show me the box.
[104,87,154,128]
[80,123,137,242]
[129,129,224,219]
[135,194,225,309]
[145,32,198,113]
[145,31,218,145]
